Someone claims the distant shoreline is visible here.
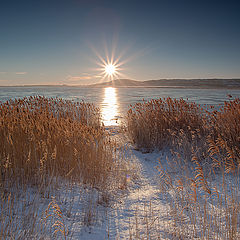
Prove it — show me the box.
[1,78,240,89]
[1,86,240,90]
[1,85,240,90]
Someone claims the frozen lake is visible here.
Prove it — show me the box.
[0,86,239,126]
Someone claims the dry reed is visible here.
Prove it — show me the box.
[126,97,206,151]
[127,97,240,238]
[0,96,118,190]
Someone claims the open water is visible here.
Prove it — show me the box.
[0,86,239,126]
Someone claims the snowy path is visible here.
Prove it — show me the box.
[101,128,171,239]
[108,149,170,239]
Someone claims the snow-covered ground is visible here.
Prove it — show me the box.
[1,126,239,239]
[74,127,172,239]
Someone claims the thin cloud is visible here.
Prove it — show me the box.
[95,75,102,78]
[16,72,27,75]
[65,74,103,85]
[67,75,92,82]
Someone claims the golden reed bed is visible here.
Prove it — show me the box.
[0,96,121,189]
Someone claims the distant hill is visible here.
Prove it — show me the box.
[89,78,240,89]
[4,78,240,88]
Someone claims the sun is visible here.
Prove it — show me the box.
[105,64,116,76]
[90,43,131,81]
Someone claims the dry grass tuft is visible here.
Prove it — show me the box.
[126,97,206,150]
[44,197,67,239]
[0,96,117,189]
[208,98,240,168]
[126,97,239,163]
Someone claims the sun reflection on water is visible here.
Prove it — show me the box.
[101,87,119,126]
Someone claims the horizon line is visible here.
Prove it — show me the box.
[1,77,240,87]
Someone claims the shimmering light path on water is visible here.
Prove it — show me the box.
[0,86,239,126]
[101,87,119,126]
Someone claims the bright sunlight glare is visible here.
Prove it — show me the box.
[105,64,116,76]
[90,43,128,81]
[102,87,119,126]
